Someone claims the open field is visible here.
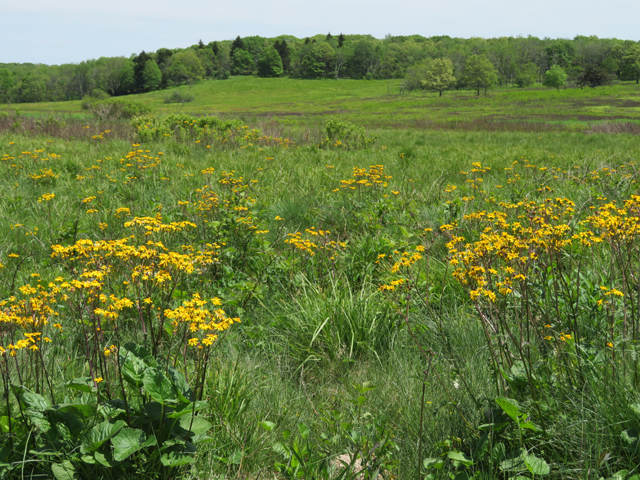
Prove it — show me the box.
[3,77,640,130]
[1,111,640,479]
[1,75,640,478]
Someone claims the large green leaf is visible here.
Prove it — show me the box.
[13,386,51,430]
[81,420,126,454]
[52,403,96,419]
[495,397,520,423]
[119,345,148,387]
[448,451,473,467]
[167,366,193,403]
[143,368,178,405]
[179,415,212,435]
[160,450,196,466]
[51,461,76,480]
[112,428,157,462]
[166,401,208,418]
[94,451,119,467]
[524,453,550,475]
[473,433,489,460]
[65,377,96,394]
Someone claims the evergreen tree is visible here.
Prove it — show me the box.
[198,39,205,49]
[209,41,220,56]
[274,40,292,74]
[326,32,333,41]
[132,51,152,93]
[338,33,345,48]
[231,36,246,55]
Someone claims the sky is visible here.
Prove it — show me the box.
[2,0,639,65]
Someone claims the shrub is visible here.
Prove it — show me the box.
[321,118,376,149]
[89,99,151,120]
[163,90,195,105]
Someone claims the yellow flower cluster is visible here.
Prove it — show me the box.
[335,165,392,192]
[285,228,346,259]
[165,294,239,348]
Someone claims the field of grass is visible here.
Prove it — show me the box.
[2,77,640,131]
[1,79,640,479]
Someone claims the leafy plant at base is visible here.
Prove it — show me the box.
[1,344,211,479]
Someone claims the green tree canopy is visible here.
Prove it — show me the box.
[17,73,46,102]
[515,62,538,87]
[142,59,162,91]
[421,58,456,96]
[622,44,640,83]
[464,54,497,95]
[543,64,568,90]
[231,49,254,75]
[257,47,283,77]
[166,50,205,85]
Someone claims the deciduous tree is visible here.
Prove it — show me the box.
[142,59,162,91]
[421,58,456,96]
[622,44,640,83]
[543,64,568,89]
[464,54,497,95]
[258,47,283,77]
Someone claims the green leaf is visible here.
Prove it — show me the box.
[524,453,550,475]
[13,386,51,430]
[261,420,275,431]
[448,451,473,467]
[179,416,212,435]
[119,346,147,387]
[51,461,76,480]
[229,450,243,465]
[495,397,520,423]
[65,377,96,394]
[112,428,157,462]
[52,403,97,419]
[423,457,445,470]
[454,473,472,480]
[160,450,195,466]
[167,366,192,403]
[298,423,310,439]
[166,401,208,418]
[491,442,506,464]
[143,367,178,405]
[609,470,629,480]
[473,433,489,460]
[500,453,527,473]
[621,429,639,445]
[81,420,126,454]
[94,451,119,467]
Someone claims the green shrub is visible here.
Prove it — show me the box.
[163,90,195,104]
[131,113,245,142]
[89,99,151,120]
[321,118,376,149]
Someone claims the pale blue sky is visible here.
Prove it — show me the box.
[2,0,639,65]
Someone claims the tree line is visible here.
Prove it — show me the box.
[1,33,640,103]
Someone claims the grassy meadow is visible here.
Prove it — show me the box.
[3,76,640,130]
[1,79,640,479]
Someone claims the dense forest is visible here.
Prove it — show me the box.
[1,33,640,103]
